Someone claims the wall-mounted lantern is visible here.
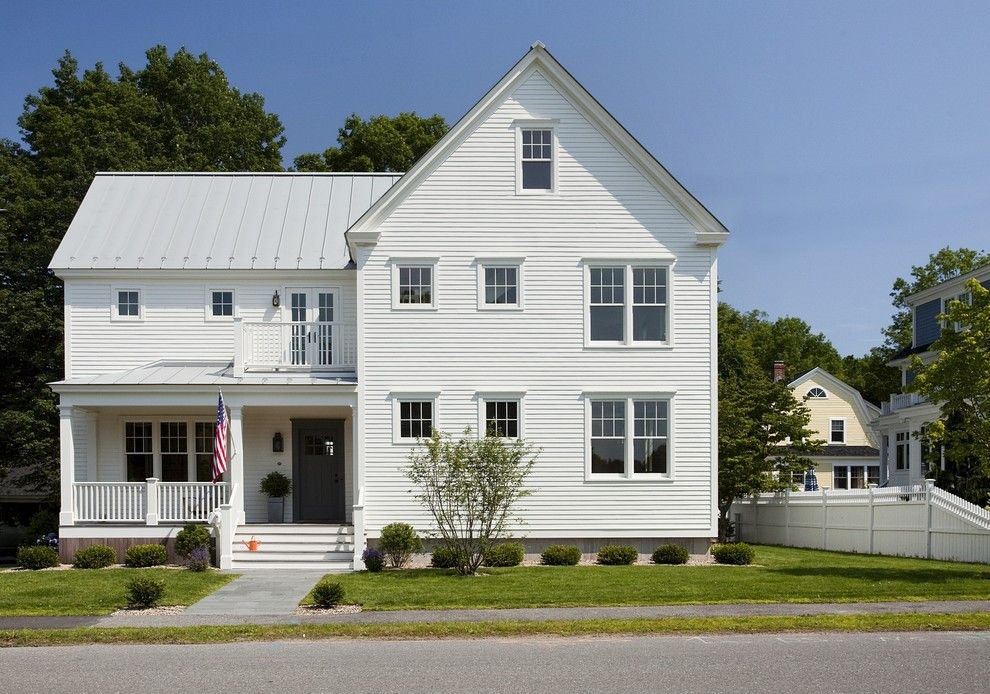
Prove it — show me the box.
[272,290,280,307]
[272,432,284,453]
[323,437,334,456]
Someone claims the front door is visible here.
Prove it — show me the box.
[287,288,336,368]
[293,420,345,522]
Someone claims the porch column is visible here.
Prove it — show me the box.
[229,405,245,525]
[352,400,365,569]
[58,404,74,526]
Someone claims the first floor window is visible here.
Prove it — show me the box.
[830,419,846,444]
[590,400,625,474]
[210,290,234,317]
[895,432,909,470]
[125,420,215,481]
[833,465,881,490]
[398,266,433,305]
[484,400,519,438]
[589,397,671,477]
[116,289,141,318]
[125,422,153,481]
[484,266,519,306]
[399,400,433,439]
[160,422,188,481]
[195,422,215,482]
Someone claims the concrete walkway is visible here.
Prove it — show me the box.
[181,570,326,617]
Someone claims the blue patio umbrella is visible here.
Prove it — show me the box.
[804,468,819,492]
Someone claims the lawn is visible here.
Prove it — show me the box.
[307,545,990,610]
[0,569,235,616]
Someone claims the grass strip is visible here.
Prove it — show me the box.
[2,612,987,647]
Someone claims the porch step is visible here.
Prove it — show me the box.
[232,551,354,562]
[228,561,353,571]
[230,523,356,571]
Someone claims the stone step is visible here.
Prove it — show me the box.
[237,524,353,535]
[232,550,354,562]
[234,533,355,545]
[232,541,354,553]
[228,560,353,571]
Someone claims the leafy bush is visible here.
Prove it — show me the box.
[126,576,165,608]
[175,524,211,559]
[712,542,756,565]
[597,544,639,565]
[260,471,292,498]
[379,522,423,568]
[483,542,525,567]
[311,578,345,608]
[362,548,385,572]
[186,546,210,572]
[124,543,167,567]
[431,544,467,569]
[72,544,116,569]
[17,545,59,570]
[651,544,689,565]
[540,544,581,566]
[26,509,58,538]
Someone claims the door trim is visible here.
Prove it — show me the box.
[290,418,346,523]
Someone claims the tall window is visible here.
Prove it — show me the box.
[589,267,625,341]
[589,397,672,477]
[633,400,669,474]
[829,419,846,444]
[195,422,215,482]
[521,128,552,190]
[210,290,234,318]
[590,400,625,474]
[125,422,153,482]
[632,268,667,342]
[398,400,433,439]
[895,432,909,470]
[484,266,519,306]
[160,422,188,482]
[588,265,669,345]
[397,266,434,306]
[115,289,141,319]
[484,400,519,438]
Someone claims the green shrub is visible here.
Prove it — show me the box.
[711,542,755,565]
[126,576,165,608]
[597,544,638,565]
[72,544,116,569]
[431,544,467,569]
[540,544,581,566]
[379,522,423,568]
[483,542,525,567]
[26,509,58,538]
[175,524,212,559]
[311,578,345,608]
[260,471,292,498]
[16,545,59,570]
[651,544,689,565]
[124,543,167,567]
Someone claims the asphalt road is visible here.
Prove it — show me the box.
[3,631,988,693]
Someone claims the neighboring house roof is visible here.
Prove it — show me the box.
[779,445,880,458]
[903,262,990,306]
[49,172,401,271]
[889,342,935,362]
[0,467,47,502]
[346,41,730,251]
[50,360,356,388]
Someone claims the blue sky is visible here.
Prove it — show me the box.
[3,1,989,356]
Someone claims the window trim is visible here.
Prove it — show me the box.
[514,120,558,195]
[205,288,237,321]
[895,431,910,471]
[829,417,847,445]
[806,387,828,399]
[111,286,144,322]
[476,258,525,311]
[390,258,439,311]
[583,260,674,349]
[119,416,216,482]
[832,463,881,490]
[391,392,439,445]
[583,392,675,482]
[476,392,525,440]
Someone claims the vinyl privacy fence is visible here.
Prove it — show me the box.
[731,481,990,564]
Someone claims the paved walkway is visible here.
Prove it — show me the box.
[182,570,326,617]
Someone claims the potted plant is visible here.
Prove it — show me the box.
[260,471,292,523]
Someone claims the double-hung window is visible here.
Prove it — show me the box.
[194,422,215,482]
[484,266,519,306]
[587,264,669,346]
[520,128,553,191]
[392,260,437,309]
[483,399,520,438]
[124,419,217,482]
[588,396,671,478]
[125,422,154,482]
[829,419,846,444]
[113,288,142,321]
[895,432,910,470]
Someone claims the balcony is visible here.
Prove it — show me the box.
[236,320,356,372]
[881,392,928,416]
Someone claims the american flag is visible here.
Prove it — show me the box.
[212,391,228,483]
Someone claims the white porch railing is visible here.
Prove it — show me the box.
[71,480,229,524]
[73,482,146,523]
[881,392,927,415]
[239,320,356,372]
[158,482,230,523]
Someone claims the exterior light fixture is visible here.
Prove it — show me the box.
[323,438,334,455]
[272,290,280,307]
[272,432,283,453]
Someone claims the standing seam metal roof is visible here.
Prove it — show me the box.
[49,172,402,270]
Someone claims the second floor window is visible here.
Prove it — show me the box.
[588,265,669,345]
[397,265,434,306]
[399,400,433,439]
[210,290,234,318]
[829,419,846,444]
[115,289,141,320]
[484,265,519,306]
[521,128,553,190]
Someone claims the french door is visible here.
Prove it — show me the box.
[287,288,336,368]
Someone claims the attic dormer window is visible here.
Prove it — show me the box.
[520,128,553,191]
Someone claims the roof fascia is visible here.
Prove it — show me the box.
[904,264,990,305]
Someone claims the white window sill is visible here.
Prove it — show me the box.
[479,305,524,312]
[584,475,675,483]
[392,305,438,312]
[584,342,674,350]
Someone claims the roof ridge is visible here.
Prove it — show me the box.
[92,171,404,177]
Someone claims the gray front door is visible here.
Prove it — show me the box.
[293,421,345,522]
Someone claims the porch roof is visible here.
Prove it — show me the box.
[51,360,357,388]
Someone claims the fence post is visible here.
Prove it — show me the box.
[752,494,759,541]
[145,478,159,526]
[867,484,876,554]
[821,488,828,550]
[784,488,791,545]
[925,478,935,559]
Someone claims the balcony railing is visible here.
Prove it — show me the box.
[881,392,928,415]
[238,320,356,372]
[72,480,229,524]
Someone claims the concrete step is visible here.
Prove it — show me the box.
[238,524,353,535]
[234,533,355,545]
[231,541,354,553]
[229,560,353,571]
[232,550,354,562]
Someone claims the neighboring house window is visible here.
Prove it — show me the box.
[125,422,153,482]
[520,128,553,190]
[589,267,625,341]
[392,261,437,309]
[195,422,215,482]
[895,432,909,470]
[833,465,881,490]
[484,266,519,306]
[806,387,827,399]
[829,419,846,444]
[398,400,433,440]
[114,288,142,320]
[633,400,669,474]
[209,290,234,318]
[589,396,672,478]
[160,422,188,482]
[587,264,670,345]
[590,400,625,474]
[943,292,970,332]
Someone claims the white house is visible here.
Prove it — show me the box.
[49,43,728,569]
[873,263,990,487]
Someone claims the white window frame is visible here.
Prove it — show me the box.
[806,387,828,399]
[390,258,438,310]
[833,464,881,490]
[476,392,525,440]
[895,431,910,471]
[583,260,674,348]
[120,416,216,482]
[111,286,143,322]
[205,288,237,321]
[583,391,675,482]
[829,418,846,445]
[514,119,558,195]
[391,392,439,445]
[476,258,524,311]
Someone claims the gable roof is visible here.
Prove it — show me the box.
[49,172,401,271]
[346,42,730,251]
[788,367,881,443]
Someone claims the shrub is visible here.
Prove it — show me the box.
[72,544,116,569]
[175,524,212,559]
[483,542,525,567]
[540,544,581,566]
[124,543,167,567]
[26,509,58,538]
[186,546,211,572]
[260,471,292,498]
[311,578,345,608]
[16,545,59,570]
[379,522,423,568]
[126,576,165,608]
[597,544,639,565]
[362,548,385,572]
[431,544,467,569]
[712,542,756,565]
[651,544,689,565]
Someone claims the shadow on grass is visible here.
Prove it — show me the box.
[768,566,990,584]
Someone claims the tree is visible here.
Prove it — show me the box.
[405,430,537,575]
[840,346,900,407]
[293,112,447,172]
[737,310,844,383]
[0,47,285,493]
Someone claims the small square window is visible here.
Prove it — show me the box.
[210,290,234,317]
[398,400,433,439]
[521,128,553,190]
[397,265,434,306]
[484,400,519,438]
[116,289,141,319]
[484,265,519,306]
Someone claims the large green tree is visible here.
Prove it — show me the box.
[0,47,285,494]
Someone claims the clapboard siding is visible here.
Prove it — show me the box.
[360,71,716,537]
[796,375,877,448]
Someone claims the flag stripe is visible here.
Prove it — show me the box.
[212,391,228,483]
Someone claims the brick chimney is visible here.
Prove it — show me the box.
[772,361,786,383]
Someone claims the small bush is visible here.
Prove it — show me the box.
[540,544,581,566]
[711,542,755,565]
[124,543,167,568]
[72,544,116,569]
[597,544,639,565]
[175,524,212,559]
[185,546,210,572]
[379,522,423,568]
[651,544,689,565]
[16,545,59,570]
[484,542,525,567]
[362,548,385,572]
[260,471,292,498]
[26,509,58,538]
[431,544,467,569]
[126,576,165,608]
[311,578,345,608]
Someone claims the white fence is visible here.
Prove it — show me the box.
[71,480,229,525]
[731,481,990,564]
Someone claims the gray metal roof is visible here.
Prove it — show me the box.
[51,361,356,387]
[49,172,401,271]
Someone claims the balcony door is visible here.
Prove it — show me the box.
[287,288,335,368]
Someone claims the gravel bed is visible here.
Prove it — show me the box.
[293,604,363,616]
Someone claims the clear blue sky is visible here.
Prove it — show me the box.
[3,1,989,356]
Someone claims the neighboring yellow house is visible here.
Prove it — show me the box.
[785,367,882,489]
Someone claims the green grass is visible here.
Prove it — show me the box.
[0,569,235,616]
[2,612,987,647]
[307,545,990,610]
